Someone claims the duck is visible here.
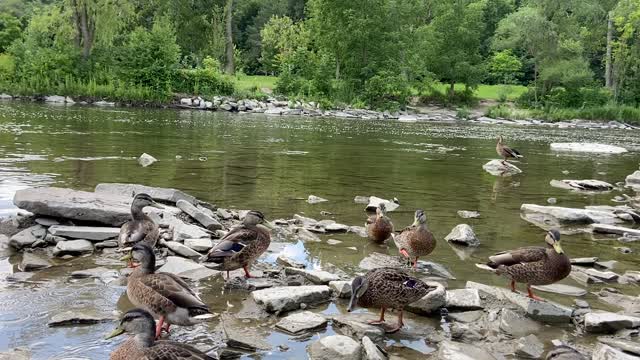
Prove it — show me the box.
[119,193,162,248]
[392,209,436,269]
[106,308,215,360]
[203,210,274,279]
[496,135,523,165]
[476,230,570,300]
[348,267,437,333]
[120,243,215,338]
[366,203,393,243]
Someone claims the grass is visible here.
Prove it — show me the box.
[486,104,640,125]
[233,75,277,92]
[429,83,527,101]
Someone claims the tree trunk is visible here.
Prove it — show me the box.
[449,81,455,98]
[224,0,235,75]
[335,59,340,80]
[533,61,538,104]
[605,11,613,89]
[79,4,93,60]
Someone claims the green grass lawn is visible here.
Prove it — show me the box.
[233,75,278,91]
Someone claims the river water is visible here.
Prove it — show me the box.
[0,102,639,359]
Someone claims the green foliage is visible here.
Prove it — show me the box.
[0,12,21,52]
[173,68,235,96]
[488,49,522,84]
[456,106,472,120]
[363,71,411,111]
[0,53,15,83]
[260,15,309,74]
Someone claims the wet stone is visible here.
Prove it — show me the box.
[445,289,482,310]
[9,225,46,250]
[586,268,619,282]
[53,240,94,256]
[277,255,305,269]
[95,240,118,249]
[176,199,222,231]
[499,308,542,337]
[516,334,544,359]
[571,257,599,266]
[437,340,497,360]
[457,210,480,219]
[157,256,221,281]
[406,282,446,315]
[164,241,202,259]
[308,335,363,360]
[184,238,213,252]
[0,348,31,360]
[19,252,52,271]
[222,317,271,352]
[331,315,386,343]
[35,217,59,226]
[252,286,331,313]
[595,260,618,270]
[362,336,386,360]
[447,310,483,323]
[592,343,638,360]
[329,280,352,298]
[48,225,120,241]
[483,160,522,177]
[597,338,640,356]
[531,284,587,297]
[284,267,341,284]
[48,311,114,327]
[275,311,328,334]
[584,312,640,333]
[445,224,480,247]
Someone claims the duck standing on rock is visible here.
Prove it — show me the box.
[366,203,394,243]
[348,267,437,333]
[476,230,571,300]
[203,210,274,279]
[496,135,523,165]
[119,193,163,248]
[106,308,215,360]
[393,209,436,269]
[120,244,215,339]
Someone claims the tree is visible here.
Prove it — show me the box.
[260,15,309,73]
[224,0,235,74]
[0,12,21,52]
[489,49,522,84]
[612,0,640,104]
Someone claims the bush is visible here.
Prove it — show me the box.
[518,86,612,109]
[364,72,411,110]
[173,68,235,96]
[0,53,14,84]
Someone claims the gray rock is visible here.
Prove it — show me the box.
[156,256,221,281]
[595,260,618,270]
[445,289,482,310]
[219,103,233,111]
[531,284,587,297]
[275,311,328,334]
[500,308,542,337]
[19,253,52,271]
[45,95,66,103]
[325,223,349,232]
[9,225,46,249]
[14,187,131,226]
[349,226,368,238]
[53,240,94,256]
[571,257,599,266]
[516,334,544,359]
[595,289,640,316]
[309,335,363,360]
[570,268,603,285]
[285,267,341,284]
[95,240,118,249]
[592,343,638,360]
[626,171,640,190]
[586,268,619,282]
[163,241,202,259]
[544,345,587,360]
[48,310,113,327]
[327,239,342,245]
[332,316,385,343]
[294,227,321,242]
[164,214,210,241]
[365,196,399,212]
[437,340,497,360]
[94,100,115,107]
[550,143,628,154]
[252,286,331,313]
[138,153,157,167]
[447,310,483,323]
[35,217,59,226]
[445,224,479,247]
[597,338,640,356]
[548,198,558,204]
[221,316,270,351]
[354,196,370,204]
[457,210,480,219]
[276,255,305,269]
[615,247,633,254]
[48,225,120,241]
[0,93,13,100]
[551,179,614,192]
[184,238,213,252]
[329,280,352,298]
[0,348,30,360]
[307,195,329,204]
[483,160,522,176]
[591,224,640,237]
[406,282,446,315]
[216,208,233,220]
[520,204,623,229]
[95,183,198,205]
[176,200,221,231]
[362,336,386,360]
[620,271,640,284]
[584,312,640,333]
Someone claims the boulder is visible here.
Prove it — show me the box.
[53,240,94,256]
[531,284,587,297]
[516,334,544,359]
[331,316,385,343]
[445,289,482,310]
[156,256,221,281]
[13,187,130,226]
[275,311,328,334]
[307,195,329,204]
[445,224,480,247]
[138,153,157,167]
[626,171,640,190]
[482,160,522,176]
[597,338,640,357]
[48,225,120,241]
[308,335,362,360]
[9,225,46,249]
[221,316,270,351]
[329,281,352,298]
[406,282,446,315]
[584,312,640,333]
[457,210,480,219]
[163,241,201,259]
[184,238,213,252]
[164,214,210,241]
[359,252,455,279]
[592,343,638,360]
[365,196,399,212]
[176,200,221,231]
[48,310,113,327]
[19,252,52,271]
[520,204,623,228]
[550,179,614,192]
[550,143,628,154]
[95,183,198,205]
[499,308,542,337]
[437,341,497,360]
[285,267,341,284]
[252,285,331,313]
[361,336,386,360]
[45,95,66,103]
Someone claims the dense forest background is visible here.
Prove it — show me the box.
[0,0,639,119]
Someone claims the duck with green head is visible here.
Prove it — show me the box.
[118,193,163,248]
[393,209,436,269]
[366,203,394,243]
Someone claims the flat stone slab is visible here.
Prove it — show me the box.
[597,338,640,356]
[163,241,201,259]
[164,214,210,241]
[531,284,587,297]
[483,160,522,177]
[156,256,221,281]
[359,252,455,279]
[53,240,94,256]
[447,310,484,323]
[252,286,331,313]
[331,315,385,343]
[550,143,628,154]
[445,289,482,310]
[19,253,52,271]
[406,282,446,315]
[521,204,624,228]
[48,225,120,241]
[584,312,640,333]
[48,311,114,327]
[362,336,386,360]
[184,238,213,252]
[551,179,614,192]
[593,343,638,360]
[591,224,640,237]
[221,315,271,351]
[95,183,197,205]
[499,308,542,337]
[437,340,497,360]
[275,311,328,334]
[309,335,363,360]
[571,257,599,265]
[285,267,341,284]
[14,187,131,226]
[176,200,222,231]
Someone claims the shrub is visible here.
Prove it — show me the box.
[0,53,14,84]
[364,72,411,110]
[173,68,235,96]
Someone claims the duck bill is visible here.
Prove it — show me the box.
[411,219,419,227]
[150,201,164,209]
[553,242,564,254]
[119,253,132,262]
[347,293,358,312]
[263,221,276,230]
[105,327,125,340]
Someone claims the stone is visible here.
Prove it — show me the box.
[520,204,623,229]
[500,309,542,337]
[19,252,52,271]
[94,100,115,107]
[570,269,603,285]
[551,179,614,192]
[482,160,522,176]
[586,268,619,281]
[329,281,352,298]
[595,289,640,315]
[332,316,385,343]
[35,217,59,226]
[48,310,113,327]
[447,310,483,323]
[164,241,202,259]
[445,289,482,310]
[0,93,13,100]
[365,196,399,212]
[164,214,210,241]
[406,282,446,315]
[325,223,349,232]
[0,348,30,360]
[457,210,480,219]
[216,208,232,220]
[571,257,599,266]
[592,344,638,360]
[221,316,270,351]
[354,196,369,204]
[48,225,120,241]
[176,200,222,231]
[184,238,213,252]
[138,153,157,167]
[597,338,640,356]
[275,311,328,334]
[45,95,66,103]
[327,239,342,245]
[294,227,321,242]
[309,335,362,360]
[9,225,46,249]
[584,312,640,333]
[626,171,640,190]
[285,267,341,284]
[615,247,633,254]
[437,341,497,360]
[591,224,640,237]
[95,183,198,205]
[550,143,628,154]
[595,260,618,270]
[349,226,368,238]
[531,284,587,297]
[251,286,331,313]
[14,187,131,226]
[307,195,329,204]
[276,255,305,269]
[71,267,117,280]
[157,256,221,281]
[620,271,640,284]
[547,198,557,204]
[95,240,118,249]
[359,252,455,279]
[362,336,386,360]
[53,240,94,256]
[516,334,544,359]
[444,224,480,247]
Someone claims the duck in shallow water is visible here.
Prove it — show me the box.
[106,308,215,360]
[477,230,571,300]
[393,209,436,269]
[366,203,394,243]
[348,267,437,333]
[121,244,215,338]
[203,210,274,278]
[496,135,523,165]
[118,193,162,248]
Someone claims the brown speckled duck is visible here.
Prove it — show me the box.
[366,203,394,243]
[348,267,437,333]
[203,210,274,278]
[477,230,570,300]
[119,193,162,248]
[393,209,436,269]
[106,309,215,360]
[121,244,215,338]
[496,135,523,164]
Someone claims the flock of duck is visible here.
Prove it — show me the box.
[105,136,572,359]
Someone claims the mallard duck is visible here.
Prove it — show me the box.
[366,203,393,243]
[496,135,523,164]
[477,230,570,300]
[120,244,215,338]
[119,193,162,248]
[348,267,436,333]
[203,210,274,278]
[392,209,436,269]
[106,308,215,360]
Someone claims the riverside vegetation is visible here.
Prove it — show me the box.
[1,1,640,123]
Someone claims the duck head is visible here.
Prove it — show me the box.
[545,229,564,254]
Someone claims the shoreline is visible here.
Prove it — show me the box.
[1,92,638,131]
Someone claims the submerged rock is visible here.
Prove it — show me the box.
[444,224,480,247]
[520,204,624,230]
[307,195,329,204]
[457,210,480,219]
[550,143,628,154]
[221,316,270,351]
[365,196,399,212]
[592,343,638,360]
[138,153,157,167]
[53,240,94,256]
[584,312,640,333]
[252,285,331,313]
[308,335,362,360]
[550,179,614,192]
[437,340,497,360]
[275,311,327,334]
[19,252,52,271]
[482,160,522,176]
[48,310,113,327]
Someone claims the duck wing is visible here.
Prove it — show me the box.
[119,221,152,246]
[487,246,547,268]
[139,273,210,314]
[504,145,522,158]
[205,226,258,260]
[146,341,216,359]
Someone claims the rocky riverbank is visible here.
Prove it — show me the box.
[2,182,640,359]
